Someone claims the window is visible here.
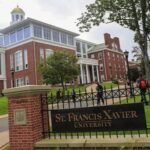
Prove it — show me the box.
[100,64,104,71]
[45,49,54,58]
[52,30,59,42]
[76,42,81,52]
[25,76,29,85]
[16,77,24,87]
[4,34,9,45]
[10,32,16,43]
[91,54,95,59]
[16,76,29,87]
[77,54,81,57]
[0,54,1,75]
[15,50,23,71]
[68,35,74,45]
[16,14,19,20]
[44,28,51,40]
[0,35,3,45]
[17,29,23,41]
[98,52,103,60]
[40,48,44,59]
[10,54,14,70]
[61,33,67,44]
[24,26,30,38]
[34,25,42,38]
[83,55,86,58]
[82,43,86,53]
[24,49,28,69]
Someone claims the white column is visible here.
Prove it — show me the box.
[80,64,84,84]
[92,65,95,82]
[96,65,100,82]
[86,64,90,83]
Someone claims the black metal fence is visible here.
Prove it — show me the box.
[41,84,150,139]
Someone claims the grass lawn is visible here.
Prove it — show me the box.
[0,96,8,115]
[101,81,118,89]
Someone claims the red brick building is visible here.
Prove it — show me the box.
[0,6,127,91]
[88,33,126,81]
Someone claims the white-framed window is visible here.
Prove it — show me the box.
[91,54,95,59]
[44,28,51,40]
[100,64,104,71]
[17,28,23,41]
[68,35,74,45]
[82,43,86,53]
[24,26,30,38]
[15,50,23,71]
[24,49,28,69]
[45,49,54,58]
[52,30,59,42]
[98,52,103,60]
[33,25,42,38]
[25,76,29,85]
[16,77,24,87]
[40,48,44,59]
[10,31,16,43]
[4,34,9,45]
[76,42,81,52]
[0,54,1,75]
[61,33,67,44]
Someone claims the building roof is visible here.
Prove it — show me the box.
[0,17,79,36]
[11,5,25,14]
[87,43,107,53]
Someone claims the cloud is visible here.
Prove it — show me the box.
[0,0,137,59]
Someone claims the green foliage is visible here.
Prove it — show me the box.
[0,96,8,115]
[77,0,150,83]
[39,51,79,89]
[129,68,139,82]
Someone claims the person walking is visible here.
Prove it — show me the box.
[96,81,104,105]
[71,89,76,103]
[137,74,149,105]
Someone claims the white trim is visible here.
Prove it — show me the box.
[88,48,124,55]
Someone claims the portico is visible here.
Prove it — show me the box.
[78,57,99,84]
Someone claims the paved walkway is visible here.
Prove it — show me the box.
[0,115,9,149]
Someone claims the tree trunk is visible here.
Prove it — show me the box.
[144,55,150,83]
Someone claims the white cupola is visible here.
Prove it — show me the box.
[10,5,25,25]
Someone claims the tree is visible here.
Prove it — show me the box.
[132,46,145,74]
[39,51,79,90]
[77,0,150,83]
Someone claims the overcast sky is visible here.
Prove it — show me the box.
[0,0,136,59]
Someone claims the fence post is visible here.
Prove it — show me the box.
[3,85,50,150]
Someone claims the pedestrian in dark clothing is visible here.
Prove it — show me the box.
[96,82,104,105]
[56,89,61,102]
[71,89,76,103]
[137,74,149,105]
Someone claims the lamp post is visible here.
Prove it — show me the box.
[10,68,15,87]
[124,51,133,96]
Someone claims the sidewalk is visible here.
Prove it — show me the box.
[0,131,9,149]
[0,114,9,149]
